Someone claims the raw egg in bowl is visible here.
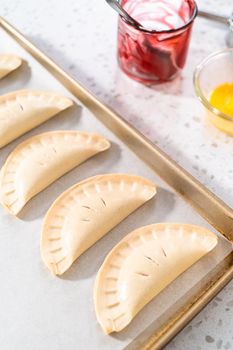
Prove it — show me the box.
[194,49,233,135]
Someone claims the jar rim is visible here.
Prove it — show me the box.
[119,0,198,34]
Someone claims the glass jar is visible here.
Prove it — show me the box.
[117,0,198,84]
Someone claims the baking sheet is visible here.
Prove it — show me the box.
[0,27,232,350]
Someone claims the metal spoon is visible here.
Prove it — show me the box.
[105,0,143,28]
[105,1,233,47]
[198,10,233,48]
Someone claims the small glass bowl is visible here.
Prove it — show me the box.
[193,49,233,135]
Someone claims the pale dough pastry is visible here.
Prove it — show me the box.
[0,54,22,79]
[94,223,217,334]
[0,89,73,148]
[0,130,110,215]
[41,174,156,276]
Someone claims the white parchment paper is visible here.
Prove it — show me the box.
[0,27,232,350]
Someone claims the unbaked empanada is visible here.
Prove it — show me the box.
[0,131,110,215]
[94,223,217,334]
[0,54,22,79]
[0,90,73,148]
[41,174,156,275]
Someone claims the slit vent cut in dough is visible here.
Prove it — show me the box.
[41,174,156,276]
[0,130,110,215]
[0,89,73,148]
[0,54,22,79]
[94,223,218,334]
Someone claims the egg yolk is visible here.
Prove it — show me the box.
[209,83,233,117]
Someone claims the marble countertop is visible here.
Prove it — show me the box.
[1,0,233,349]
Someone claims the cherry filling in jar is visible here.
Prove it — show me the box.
[117,0,197,84]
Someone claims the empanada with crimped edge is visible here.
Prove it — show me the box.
[0,54,22,79]
[0,89,73,148]
[94,223,217,334]
[0,130,110,215]
[41,174,156,276]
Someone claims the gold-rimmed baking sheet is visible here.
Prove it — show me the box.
[0,18,232,350]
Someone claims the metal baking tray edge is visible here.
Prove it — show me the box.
[0,17,232,350]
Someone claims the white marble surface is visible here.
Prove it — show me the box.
[0,0,233,349]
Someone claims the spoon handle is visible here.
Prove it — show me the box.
[198,10,230,25]
[106,0,142,27]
